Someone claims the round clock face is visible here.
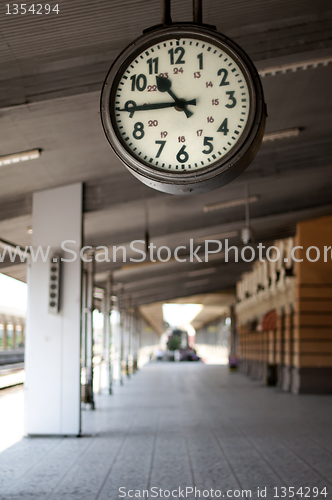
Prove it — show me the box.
[101,25,265,194]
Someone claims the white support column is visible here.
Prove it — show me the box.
[85,254,95,409]
[137,312,142,368]
[133,306,139,372]
[110,295,120,384]
[127,297,132,378]
[104,274,112,394]
[81,269,88,399]
[25,183,82,436]
[99,290,106,395]
[118,288,125,386]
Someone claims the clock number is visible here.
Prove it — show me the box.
[155,140,166,158]
[176,145,189,163]
[160,131,168,138]
[133,122,145,140]
[196,130,203,136]
[130,74,147,92]
[207,116,214,123]
[202,137,214,155]
[123,100,136,118]
[148,120,158,127]
[147,57,159,75]
[218,68,230,86]
[217,118,229,135]
[206,81,213,88]
[168,47,186,65]
[194,72,201,78]
[197,53,203,70]
[178,136,185,142]
[225,91,237,108]
[212,99,219,105]
[130,75,135,91]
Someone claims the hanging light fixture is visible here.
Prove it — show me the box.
[0,149,41,167]
[241,184,254,244]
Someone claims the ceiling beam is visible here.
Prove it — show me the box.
[116,260,249,302]
[92,201,332,278]
[129,279,237,306]
[84,137,332,215]
[0,21,330,109]
[0,136,331,224]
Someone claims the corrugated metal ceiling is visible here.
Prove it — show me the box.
[1,0,331,64]
[0,0,332,300]
[0,0,331,108]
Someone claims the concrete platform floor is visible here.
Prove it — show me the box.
[0,363,331,500]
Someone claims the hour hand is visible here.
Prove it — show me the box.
[156,76,196,118]
[156,75,173,93]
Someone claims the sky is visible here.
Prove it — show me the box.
[0,274,27,312]
[0,274,204,333]
[162,303,203,329]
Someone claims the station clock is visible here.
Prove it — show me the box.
[101,24,266,195]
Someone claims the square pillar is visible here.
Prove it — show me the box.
[25,183,82,435]
[292,216,332,394]
[282,308,294,391]
[275,312,284,387]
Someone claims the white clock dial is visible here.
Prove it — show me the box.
[101,25,266,195]
[112,37,251,172]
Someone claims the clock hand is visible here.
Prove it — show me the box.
[119,99,196,118]
[156,75,195,118]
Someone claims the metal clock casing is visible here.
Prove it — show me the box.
[101,23,266,195]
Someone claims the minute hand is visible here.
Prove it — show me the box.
[120,100,196,116]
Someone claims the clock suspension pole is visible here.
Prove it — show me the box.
[162,0,172,25]
[193,0,203,25]
[162,0,203,25]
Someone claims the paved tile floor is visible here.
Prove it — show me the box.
[0,386,24,453]
[0,363,331,500]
